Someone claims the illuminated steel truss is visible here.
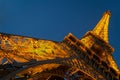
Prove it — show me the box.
[0,11,120,80]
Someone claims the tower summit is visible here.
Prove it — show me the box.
[93,11,111,43]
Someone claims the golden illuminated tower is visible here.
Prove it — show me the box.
[80,11,119,71]
[0,11,119,80]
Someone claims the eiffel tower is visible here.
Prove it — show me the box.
[0,11,120,80]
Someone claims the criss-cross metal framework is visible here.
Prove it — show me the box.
[0,11,120,80]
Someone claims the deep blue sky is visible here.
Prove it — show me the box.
[0,0,120,68]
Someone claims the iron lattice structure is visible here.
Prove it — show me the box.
[0,11,120,80]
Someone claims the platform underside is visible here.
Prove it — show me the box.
[11,65,95,80]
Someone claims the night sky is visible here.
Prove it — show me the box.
[0,0,120,68]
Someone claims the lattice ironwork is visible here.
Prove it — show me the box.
[0,11,120,80]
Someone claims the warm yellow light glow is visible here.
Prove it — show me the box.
[93,11,111,43]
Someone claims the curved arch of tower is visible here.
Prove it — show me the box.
[0,11,120,80]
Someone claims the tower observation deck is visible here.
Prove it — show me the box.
[0,11,120,80]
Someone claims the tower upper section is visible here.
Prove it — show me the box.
[79,11,119,71]
[93,11,111,43]
[63,11,119,79]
